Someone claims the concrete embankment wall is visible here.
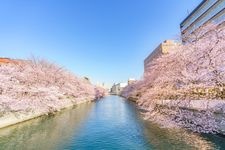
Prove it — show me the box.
[157,99,225,134]
[0,99,93,129]
[156,100,225,111]
[127,97,225,134]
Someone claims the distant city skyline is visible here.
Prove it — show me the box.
[0,0,202,86]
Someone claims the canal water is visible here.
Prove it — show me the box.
[0,96,224,150]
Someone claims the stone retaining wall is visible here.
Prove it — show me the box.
[0,99,93,129]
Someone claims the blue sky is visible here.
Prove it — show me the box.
[0,0,201,87]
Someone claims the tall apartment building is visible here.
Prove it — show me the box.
[180,0,225,39]
[144,40,178,73]
[144,0,225,75]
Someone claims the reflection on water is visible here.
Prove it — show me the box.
[0,103,93,150]
[143,122,215,150]
[0,96,224,150]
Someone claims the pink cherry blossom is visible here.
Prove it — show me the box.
[0,58,107,117]
[122,23,225,134]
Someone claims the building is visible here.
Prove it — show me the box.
[0,58,13,64]
[128,78,136,85]
[144,40,178,73]
[0,58,18,65]
[0,58,28,67]
[180,0,225,40]
[96,82,109,91]
[111,82,128,95]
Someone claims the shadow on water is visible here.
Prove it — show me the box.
[0,96,224,150]
[143,121,217,150]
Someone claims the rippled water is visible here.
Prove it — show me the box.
[0,96,224,150]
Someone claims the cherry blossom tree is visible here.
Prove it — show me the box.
[122,23,225,134]
[0,57,106,117]
[95,86,108,99]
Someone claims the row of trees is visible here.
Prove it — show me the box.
[121,23,225,134]
[0,58,106,117]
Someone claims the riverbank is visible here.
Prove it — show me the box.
[120,23,225,135]
[1,96,224,150]
[0,58,106,129]
[125,96,225,135]
[0,98,94,129]
[121,93,225,134]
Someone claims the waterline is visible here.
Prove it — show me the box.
[0,96,224,150]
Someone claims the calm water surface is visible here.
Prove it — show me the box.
[0,96,224,150]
